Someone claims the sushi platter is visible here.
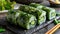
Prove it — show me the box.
[0,0,60,34]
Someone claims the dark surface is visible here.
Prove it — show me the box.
[11,0,43,4]
[0,0,60,34]
[0,30,14,34]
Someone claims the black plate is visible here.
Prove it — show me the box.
[6,16,60,34]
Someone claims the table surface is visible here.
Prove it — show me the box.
[0,0,60,34]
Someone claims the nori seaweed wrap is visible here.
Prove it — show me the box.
[19,5,46,25]
[7,10,36,29]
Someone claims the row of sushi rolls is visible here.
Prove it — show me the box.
[1,0,59,30]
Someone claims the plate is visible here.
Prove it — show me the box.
[6,16,60,34]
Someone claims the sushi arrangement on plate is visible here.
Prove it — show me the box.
[6,3,56,29]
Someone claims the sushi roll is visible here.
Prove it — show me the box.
[37,10,46,25]
[19,5,46,25]
[17,11,36,29]
[42,7,56,20]
[7,10,36,29]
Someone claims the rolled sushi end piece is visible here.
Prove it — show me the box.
[16,11,37,29]
[6,10,20,25]
[29,3,44,9]
[38,10,46,25]
[42,7,56,20]
[49,9,56,20]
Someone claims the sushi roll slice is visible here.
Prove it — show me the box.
[42,7,56,20]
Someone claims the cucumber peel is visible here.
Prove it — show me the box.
[54,19,60,25]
